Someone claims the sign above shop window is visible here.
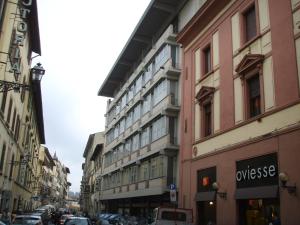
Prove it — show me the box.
[236,153,278,189]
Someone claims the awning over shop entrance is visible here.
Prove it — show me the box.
[195,191,216,201]
[235,185,278,199]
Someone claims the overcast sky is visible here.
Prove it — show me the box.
[35,0,151,192]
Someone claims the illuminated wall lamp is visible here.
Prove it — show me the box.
[212,182,227,199]
[279,172,296,195]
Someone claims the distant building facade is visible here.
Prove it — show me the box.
[81,132,105,217]
[177,0,300,224]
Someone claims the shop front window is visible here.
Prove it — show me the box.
[238,198,280,225]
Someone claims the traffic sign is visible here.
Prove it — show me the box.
[170,189,177,202]
[170,184,176,190]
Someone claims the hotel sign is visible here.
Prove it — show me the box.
[9,0,33,77]
[236,153,278,188]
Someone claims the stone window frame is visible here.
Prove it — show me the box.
[236,54,265,120]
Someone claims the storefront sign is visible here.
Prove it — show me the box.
[9,0,33,77]
[236,153,278,188]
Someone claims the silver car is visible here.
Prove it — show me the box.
[13,214,44,225]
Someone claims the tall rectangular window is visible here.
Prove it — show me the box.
[125,139,131,156]
[133,104,141,123]
[144,63,152,85]
[9,154,14,179]
[140,162,149,181]
[126,111,133,128]
[203,45,211,74]
[141,127,149,147]
[7,98,12,124]
[132,134,140,152]
[0,144,6,172]
[119,119,125,134]
[248,75,261,118]
[15,115,20,140]
[121,94,127,109]
[135,75,143,95]
[244,5,257,42]
[153,80,167,106]
[142,94,151,115]
[11,108,16,132]
[152,117,166,142]
[0,90,7,114]
[203,102,212,137]
[130,166,137,183]
[0,0,6,32]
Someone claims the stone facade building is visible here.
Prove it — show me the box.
[0,0,45,212]
[177,0,300,224]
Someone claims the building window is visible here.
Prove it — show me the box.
[124,139,132,156]
[9,154,14,179]
[203,45,212,75]
[130,166,138,183]
[140,162,149,181]
[132,134,140,152]
[6,98,13,125]
[142,94,151,115]
[0,0,6,30]
[126,111,133,129]
[151,116,166,142]
[141,127,150,147]
[235,54,264,119]
[143,63,152,85]
[196,86,215,138]
[119,118,125,134]
[154,45,170,72]
[153,80,168,106]
[248,75,261,118]
[20,77,26,103]
[0,90,7,114]
[11,108,16,132]
[121,94,127,109]
[0,144,6,173]
[243,5,257,43]
[135,75,143,95]
[15,115,20,140]
[133,104,141,123]
[203,102,212,137]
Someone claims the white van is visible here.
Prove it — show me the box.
[150,207,193,225]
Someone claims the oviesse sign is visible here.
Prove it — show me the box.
[236,153,278,188]
[9,0,33,76]
[236,164,276,182]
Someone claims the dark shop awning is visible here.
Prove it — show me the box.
[235,185,278,199]
[195,191,216,201]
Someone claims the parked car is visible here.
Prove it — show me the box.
[107,214,125,225]
[12,214,43,225]
[149,207,193,225]
[64,217,92,225]
[32,208,51,223]
[59,214,74,225]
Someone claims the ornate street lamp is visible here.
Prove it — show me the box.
[0,62,45,92]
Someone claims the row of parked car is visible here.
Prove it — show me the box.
[96,207,193,225]
[97,213,148,225]
[0,205,92,225]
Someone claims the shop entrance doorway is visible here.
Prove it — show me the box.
[197,200,216,225]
